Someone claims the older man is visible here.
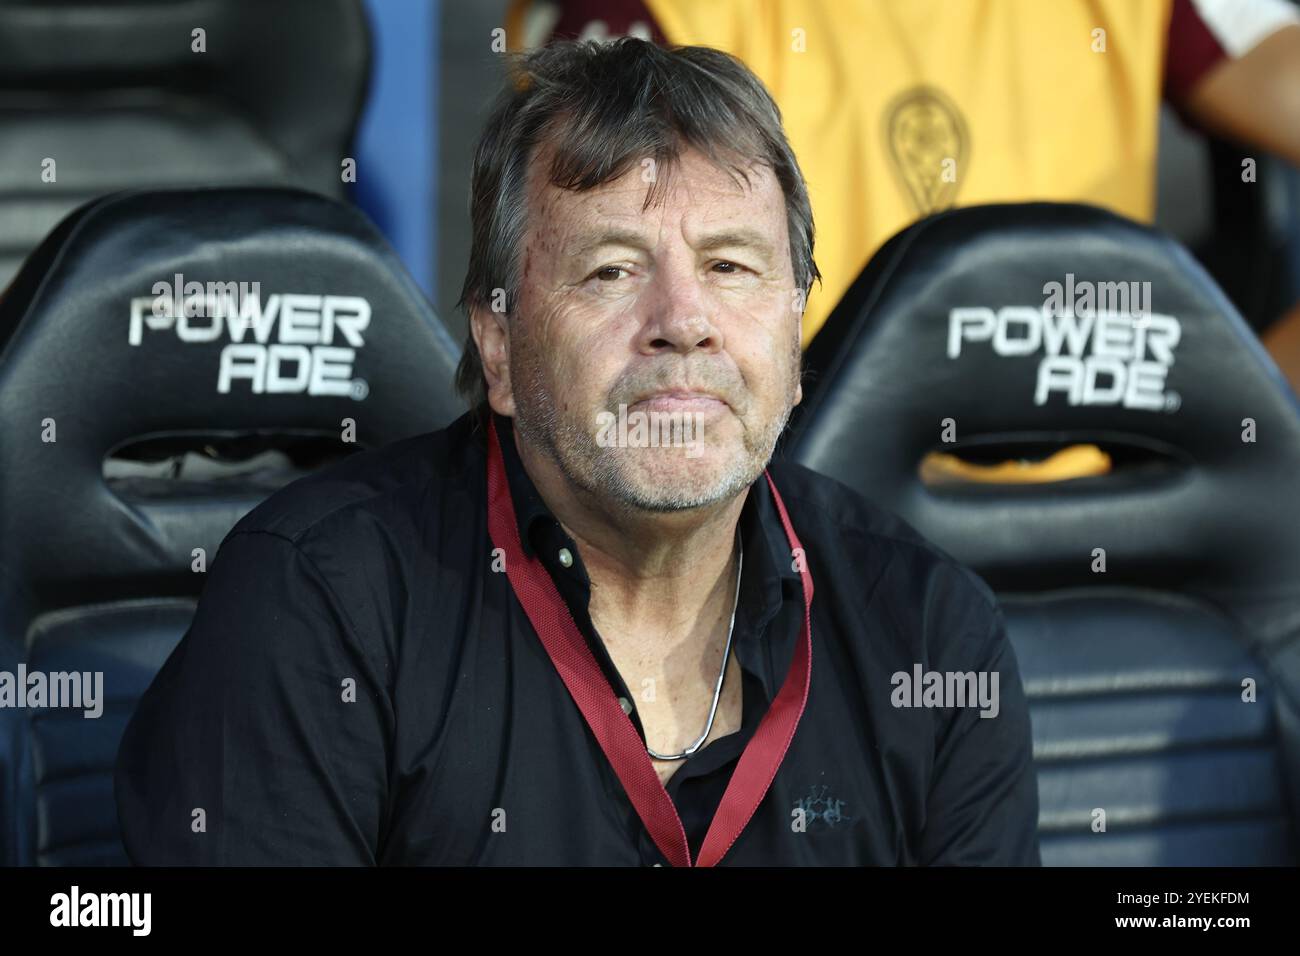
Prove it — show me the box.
[115,38,1040,866]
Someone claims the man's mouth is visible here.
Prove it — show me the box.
[626,390,729,414]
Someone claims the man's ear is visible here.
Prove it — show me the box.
[470,302,515,417]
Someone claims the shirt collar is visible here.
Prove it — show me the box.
[493,413,558,560]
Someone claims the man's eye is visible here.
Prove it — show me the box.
[591,266,627,282]
[711,261,743,274]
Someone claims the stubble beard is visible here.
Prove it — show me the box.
[511,346,800,515]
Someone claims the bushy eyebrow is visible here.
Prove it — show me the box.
[695,228,777,263]
[563,228,650,259]
[563,226,778,263]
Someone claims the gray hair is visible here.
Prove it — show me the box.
[455,37,820,406]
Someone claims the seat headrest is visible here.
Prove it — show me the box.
[0,0,369,198]
[788,203,1300,645]
[0,187,464,615]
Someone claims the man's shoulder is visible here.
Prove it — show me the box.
[765,456,999,613]
[766,454,955,560]
[227,411,481,549]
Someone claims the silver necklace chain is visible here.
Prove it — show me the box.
[645,533,743,761]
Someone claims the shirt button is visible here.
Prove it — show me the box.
[558,547,574,568]
[618,696,633,715]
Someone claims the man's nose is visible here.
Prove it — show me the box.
[638,266,724,356]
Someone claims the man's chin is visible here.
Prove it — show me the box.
[596,445,757,512]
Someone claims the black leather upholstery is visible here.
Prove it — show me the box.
[787,202,1300,865]
[0,187,463,865]
[0,0,370,292]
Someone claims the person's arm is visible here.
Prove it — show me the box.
[918,585,1041,866]
[505,0,666,50]
[1178,13,1300,165]
[1174,10,1300,388]
[114,529,391,864]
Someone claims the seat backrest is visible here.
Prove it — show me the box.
[787,202,1300,865]
[0,0,371,290]
[0,187,463,864]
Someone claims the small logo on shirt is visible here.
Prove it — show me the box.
[793,784,853,831]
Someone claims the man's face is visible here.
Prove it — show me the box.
[486,145,803,512]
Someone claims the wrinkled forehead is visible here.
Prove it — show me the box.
[523,140,787,242]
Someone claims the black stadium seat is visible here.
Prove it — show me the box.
[0,187,463,865]
[0,0,371,292]
[787,202,1300,866]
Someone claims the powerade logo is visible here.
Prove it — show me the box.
[128,277,371,399]
[947,279,1182,412]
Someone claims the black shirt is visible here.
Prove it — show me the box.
[114,410,1041,866]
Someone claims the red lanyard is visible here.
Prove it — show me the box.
[486,418,813,867]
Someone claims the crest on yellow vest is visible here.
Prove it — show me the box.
[884,85,969,215]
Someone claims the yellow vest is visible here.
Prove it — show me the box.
[644,0,1174,345]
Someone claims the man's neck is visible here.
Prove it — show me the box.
[514,428,746,640]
